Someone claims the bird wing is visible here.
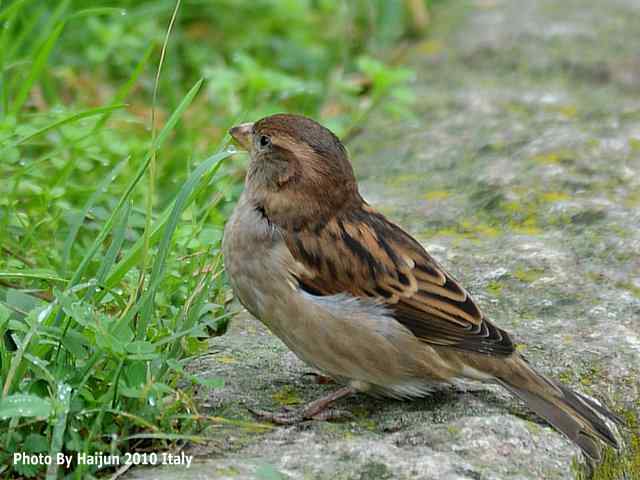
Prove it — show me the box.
[283,203,514,356]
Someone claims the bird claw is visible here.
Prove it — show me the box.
[248,406,305,425]
[309,408,353,422]
[248,386,356,425]
[248,406,352,425]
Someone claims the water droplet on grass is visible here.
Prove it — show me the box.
[37,303,54,323]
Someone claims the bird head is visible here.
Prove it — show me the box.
[229,114,360,229]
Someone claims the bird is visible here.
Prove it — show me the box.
[222,112,622,462]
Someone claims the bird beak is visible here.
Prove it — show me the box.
[229,122,254,151]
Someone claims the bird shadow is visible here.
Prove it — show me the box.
[338,384,547,429]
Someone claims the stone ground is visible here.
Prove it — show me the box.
[127,0,640,478]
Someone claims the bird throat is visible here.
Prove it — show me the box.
[249,185,362,233]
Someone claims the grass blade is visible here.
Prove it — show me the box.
[104,205,172,291]
[45,383,71,480]
[0,104,126,150]
[0,0,31,21]
[0,271,66,283]
[84,201,131,302]
[61,157,128,270]
[96,202,131,286]
[66,7,127,21]
[111,150,230,336]
[67,78,205,288]
[102,154,223,292]
[4,3,45,69]
[2,303,55,397]
[10,22,65,115]
[89,45,154,135]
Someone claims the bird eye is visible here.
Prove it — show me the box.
[259,135,271,148]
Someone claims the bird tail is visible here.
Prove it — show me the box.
[496,355,623,461]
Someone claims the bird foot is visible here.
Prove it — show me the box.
[248,406,352,425]
[249,385,355,425]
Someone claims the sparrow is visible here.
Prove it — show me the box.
[222,113,622,461]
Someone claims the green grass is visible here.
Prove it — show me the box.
[0,0,420,477]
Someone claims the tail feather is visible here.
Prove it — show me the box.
[497,356,622,461]
[572,389,625,427]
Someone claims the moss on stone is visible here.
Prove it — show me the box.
[214,466,241,476]
[422,218,503,242]
[532,149,577,165]
[357,461,394,480]
[573,405,640,480]
[487,280,504,296]
[272,386,303,406]
[616,282,640,299]
[424,190,451,201]
[540,191,570,203]
[556,364,606,395]
[513,268,546,284]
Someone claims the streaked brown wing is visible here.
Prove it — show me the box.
[284,203,514,356]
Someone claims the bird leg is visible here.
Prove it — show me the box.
[301,371,336,385]
[249,385,356,425]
